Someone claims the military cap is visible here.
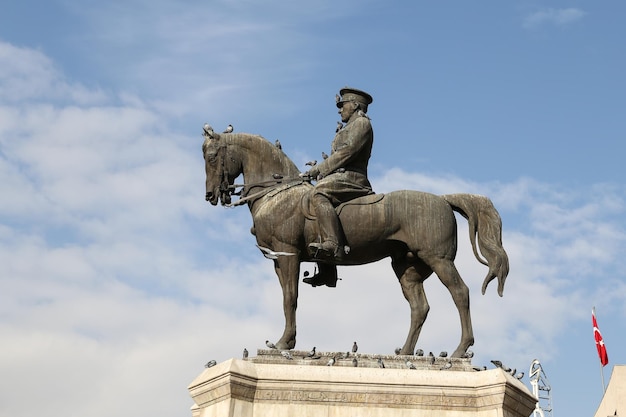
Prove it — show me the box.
[336,87,373,108]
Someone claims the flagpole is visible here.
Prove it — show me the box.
[600,363,606,393]
[593,306,607,393]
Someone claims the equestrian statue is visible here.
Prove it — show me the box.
[201,87,509,358]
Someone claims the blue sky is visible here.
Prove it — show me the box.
[1,1,625,416]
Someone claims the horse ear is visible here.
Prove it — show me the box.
[202,132,220,154]
[202,123,219,140]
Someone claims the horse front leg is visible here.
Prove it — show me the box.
[273,253,300,350]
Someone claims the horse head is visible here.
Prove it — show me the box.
[202,127,303,206]
[202,130,242,206]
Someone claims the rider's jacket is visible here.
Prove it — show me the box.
[311,114,374,205]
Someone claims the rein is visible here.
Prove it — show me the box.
[225,177,308,207]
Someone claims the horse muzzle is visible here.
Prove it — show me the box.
[205,189,219,206]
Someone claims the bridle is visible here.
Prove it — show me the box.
[205,138,308,208]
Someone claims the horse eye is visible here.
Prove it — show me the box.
[206,152,218,164]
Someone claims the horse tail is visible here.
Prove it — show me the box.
[442,193,509,297]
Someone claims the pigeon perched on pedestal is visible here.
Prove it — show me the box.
[305,347,316,358]
[491,360,503,368]
[266,340,277,349]
[223,124,233,133]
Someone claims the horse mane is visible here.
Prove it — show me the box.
[225,132,301,176]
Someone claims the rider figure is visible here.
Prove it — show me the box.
[302,87,375,287]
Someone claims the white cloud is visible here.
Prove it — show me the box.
[0,40,107,105]
[523,8,587,29]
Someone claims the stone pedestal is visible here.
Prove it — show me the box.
[188,351,536,417]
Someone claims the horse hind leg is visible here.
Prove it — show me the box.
[427,256,474,358]
[392,255,432,355]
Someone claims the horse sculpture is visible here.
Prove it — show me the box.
[202,129,509,357]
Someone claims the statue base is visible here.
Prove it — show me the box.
[188,350,536,417]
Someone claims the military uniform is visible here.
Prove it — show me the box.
[312,114,374,205]
[306,87,374,264]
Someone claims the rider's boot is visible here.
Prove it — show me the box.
[303,263,338,288]
[308,194,346,260]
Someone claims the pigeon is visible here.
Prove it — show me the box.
[266,340,277,349]
[394,347,402,355]
[406,360,416,370]
[242,348,248,359]
[415,349,424,357]
[321,151,329,160]
[509,368,516,376]
[463,350,474,359]
[428,352,435,365]
[377,358,385,369]
[440,361,452,370]
[327,357,336,366]
[205,360,217,368]
[305,160,317,167]
[352,342,358,354]
[357,110,371,120]
[473,366,487,371]
[203,123,213,135]
[514,372,525,380]
[352,357,358,367]
[305,347,316,358]
[340,351,349,359]
[274,139,282,149]
[223,124,233,133]
[336,122,343,133]
[490,360,503,368]
[281,351,293,360]
[439,351,448,358]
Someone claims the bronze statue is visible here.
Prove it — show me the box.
[201,90,509,358]
[301,87,375,287]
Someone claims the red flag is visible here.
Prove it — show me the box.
[592,308,609,366]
